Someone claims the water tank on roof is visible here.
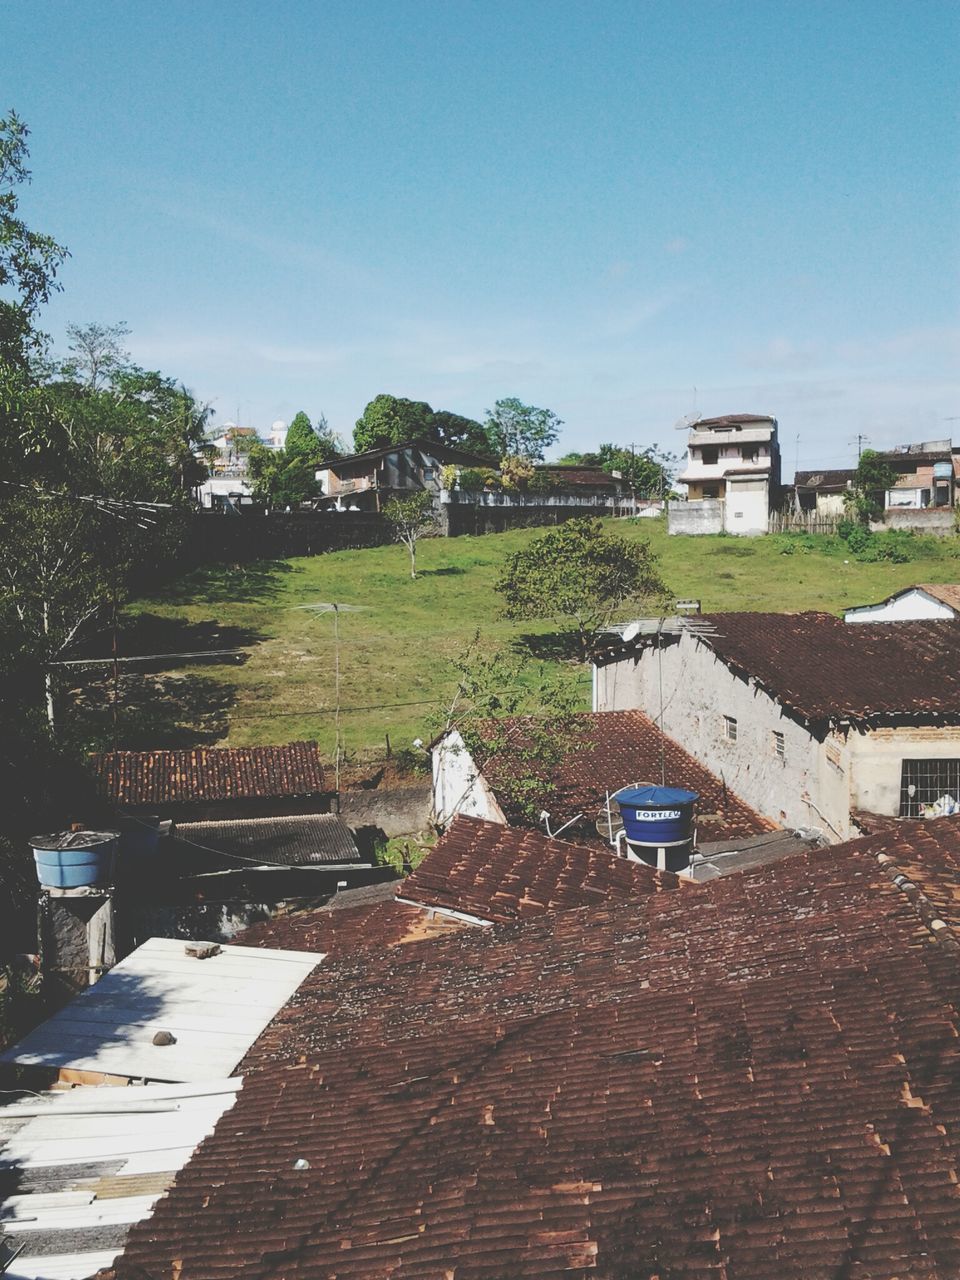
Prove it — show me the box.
[612,785,698,872]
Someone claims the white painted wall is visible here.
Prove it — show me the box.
[845,589,957,623]
[724,477,769,536]
[431,730,508,827]
[847,724,960,815]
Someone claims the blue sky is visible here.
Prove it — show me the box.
[6,0,958,467]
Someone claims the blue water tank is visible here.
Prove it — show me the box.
[29,830,119,890]
[613,786,698,847]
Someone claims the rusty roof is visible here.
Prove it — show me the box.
[91,743,326,807]
[113,819,960,1280]
[793,467,855,489]
[535,465,621,489]
[401,815,681,923]
[917,583,960,611]
[473,710,774,843]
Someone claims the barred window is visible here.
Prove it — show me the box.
[772,730,786,762]
[899,758,960,817]
[723,715,738,743]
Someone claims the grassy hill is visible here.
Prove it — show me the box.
[71,517,960,760]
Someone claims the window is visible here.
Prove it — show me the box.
[702,484,719,499]
[723,715,738,743]
[742,446,759,464]
[900,759,960,817]
[772,730,786,762]
[701,446,719,465]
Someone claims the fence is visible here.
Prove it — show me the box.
[768,510,842,535]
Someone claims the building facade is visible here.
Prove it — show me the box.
[670,413,781,536]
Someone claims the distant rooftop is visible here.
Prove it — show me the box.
[91,743,326,807]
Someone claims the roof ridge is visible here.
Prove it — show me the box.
[875,850,960,955]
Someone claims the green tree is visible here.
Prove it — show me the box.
[483,398,562,461]
[847,449,896,522]
[286,410,343,464]
[598,442,677,497]
[61,321,131,391]
[0,111,69,482]
[496,517,668,660]
[247,442,319,507]
[428,410,490,454]
[354,394,434,452]
[434,634,581,824]
[382,490,438,578]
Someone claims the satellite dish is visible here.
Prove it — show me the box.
[673,412,701,431]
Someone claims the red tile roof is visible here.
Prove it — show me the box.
[696,612,960,722]
[473,710,774,843]
[236,892,466,956]
[535,465,620,489]
[114,820,960,1280]
[402,815,681,923]
[91,742,326,807]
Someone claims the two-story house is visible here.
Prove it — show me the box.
[669,413,780,535]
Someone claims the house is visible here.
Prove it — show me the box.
[791,466,855,516]
[594,611,960,839]
[110,816,960,1279]
[845,582,960,623]
[314,438,495,512]
[90,742,328,822]
[880,438,957,511]
[670,412,781,535]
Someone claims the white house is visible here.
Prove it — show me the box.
[593,611,960,840]
[669,413,781,536]
[845,584,960,623]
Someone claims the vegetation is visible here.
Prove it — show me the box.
[67,515,960,763]
[382,491,438,578]
[558,442,678,496]
[846,449,896,522]
[483,397,562,461]
[496,517,669,659]
[353,394,488,454]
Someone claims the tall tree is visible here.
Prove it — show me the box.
[496,517,668,660]
[285,410,320,460]
[0,111,69,482]
[483,398,562,461]
[61,321,131,391]
[354,395,434,452]
[598,442,677,497]
[246,443,320,507]
[848,449,896,522]
[428,410,490,455]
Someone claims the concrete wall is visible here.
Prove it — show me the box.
[432,731,507,827]
[667,500,724,536]
[336,783,433,836]
[593,636,853,839]
[724,478,769,536]
[882,508,956,537]
[440,501,614,537]
[847,723,960,816]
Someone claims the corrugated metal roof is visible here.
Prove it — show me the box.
[0,938,320,1083]
[173,813,361,865]
[0,1079,240,1280]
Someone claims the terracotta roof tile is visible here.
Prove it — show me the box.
[474,710,774,843]
[114,820,960,1280]
[91,743,326,807]
[403,815,681,922]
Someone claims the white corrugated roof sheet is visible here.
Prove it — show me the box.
[0,937,321,1082]
[0,1078,241,1280]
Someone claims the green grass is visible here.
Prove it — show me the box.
[82,517,960,759]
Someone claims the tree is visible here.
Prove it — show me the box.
[0,111,69,482]
[499,455,535,492]
[247,442,319,507]
[496,517,668,660]
[483,398,562,461]
[434,633,581,823]
[285,411,319,460]
[61,321,131,390]
[354,395,434,452]
[847,449,896,522]
[428,410,490,455]
[382,491,438,578]
[598,442,677,497]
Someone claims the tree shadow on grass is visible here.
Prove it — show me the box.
[71,614,265,671]
[66,671,238,750]
[512,631,584,662]
[148,559,295,606]
[417,566,466,577]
